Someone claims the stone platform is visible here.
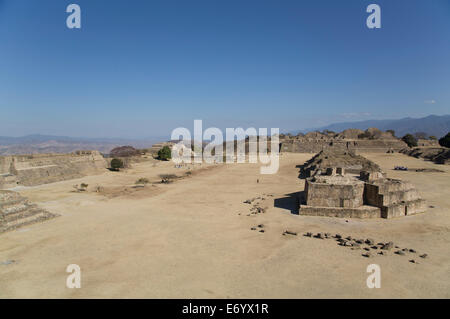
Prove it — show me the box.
[299,205,381,219]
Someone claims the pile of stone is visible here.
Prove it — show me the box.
[304,232,428,262]
[243,197,267,216]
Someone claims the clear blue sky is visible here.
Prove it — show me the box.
[0,0,449,138]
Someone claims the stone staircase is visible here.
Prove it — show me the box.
[364,178,426,218]
[0,191,58,233]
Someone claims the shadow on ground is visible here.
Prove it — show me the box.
[274,191,305,215]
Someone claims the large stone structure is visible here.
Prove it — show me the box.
[300,149,383,178]
[280,128,407,153]
[0,151,107,189]
[0,190,57,233]
[299,152,426,219]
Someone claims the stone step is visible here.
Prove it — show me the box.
[1,209,57,233]
[1,203,31,215]
[0,198,28,209]
[5,211,48,228]
[2,206,44,224]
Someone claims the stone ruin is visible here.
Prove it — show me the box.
[300,149,383,178]
[0,150,107,189]
[0,190,58,233]
[279,127,407,153]
[299,151,426,219]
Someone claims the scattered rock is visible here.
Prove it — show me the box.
[364,247,370,251]
[244,199,252,204]
[395,250,405,256]
[335,234,342,239]
[259,230,265,233]
[325,232,331,238]
[382,242,394,250]
[0,260,16,265]
[420,254,428,259]
[283,230,297,236]
[257,224,264,228]
[362,252,371,258]
[251,227,257,231]
[365,238,375,245]
[409,249,416,253]
[409,259,417,264]
[305,232,313,237]
[371,246,378,250]
[315,233,325,239]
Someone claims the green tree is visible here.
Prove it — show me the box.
[439,132,450,148]
[110,158,124,171]
[402,134,418,148]
[158,146,172,161]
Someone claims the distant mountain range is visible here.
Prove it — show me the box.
[1,115,449,156]
[296,115,450,138]
[0,135,165,156]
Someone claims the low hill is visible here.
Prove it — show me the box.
[297,115,450,138]
[0,134,164,155]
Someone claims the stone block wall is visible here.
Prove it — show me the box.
[0,151,107,189]
[305,178,364,208]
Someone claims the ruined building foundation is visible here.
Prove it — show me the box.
[299,151,426,219]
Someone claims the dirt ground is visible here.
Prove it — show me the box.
[1,152,449,298]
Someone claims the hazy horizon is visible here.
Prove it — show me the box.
[1,114,449,140]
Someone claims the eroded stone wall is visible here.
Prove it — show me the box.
[0,151,107,188]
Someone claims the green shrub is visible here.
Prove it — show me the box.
[402,134,418,148]
[439,132,450,148]
[110,158,124,171]
[158,146,172,161]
